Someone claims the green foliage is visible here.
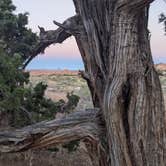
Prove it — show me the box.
[0,0,80,128]
[0,49,28,112]
[65,92,80,112]
[0,0,38,60]
[0,48,80,127]
[67,92,80,107]
[23,82,59,123]
[0,49,30,126]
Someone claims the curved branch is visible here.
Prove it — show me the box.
[23,15,81,69]
[0,109,101,153]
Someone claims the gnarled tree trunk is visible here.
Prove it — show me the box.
[73,0,166,165]
[0,0,165,166]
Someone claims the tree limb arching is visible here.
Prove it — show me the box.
[0,109,102,153]
[23,15,81,69]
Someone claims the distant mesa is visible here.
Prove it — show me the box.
[27,63,166,76]
[28,69,79,76]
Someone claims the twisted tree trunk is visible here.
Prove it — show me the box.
[73,0,166,165]
[0,0,165,166]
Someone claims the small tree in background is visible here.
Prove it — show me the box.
[0,0,80,127]
[0,0,37,60]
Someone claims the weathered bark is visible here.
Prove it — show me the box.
[0,109,101,153]
[73,0,166,166]
[0,0,166,166]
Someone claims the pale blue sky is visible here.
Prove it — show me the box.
[13,0,166,69]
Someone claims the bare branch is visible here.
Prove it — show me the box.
[0,109,101,153]
[53,21,69,31]
[23,15,81,69]
[38,26,46,34]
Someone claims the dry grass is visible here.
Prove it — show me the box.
[0,147,92,166]
[29,73,93,110]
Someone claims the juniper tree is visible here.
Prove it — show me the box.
[0,1,165,166]
[0,0,80,127]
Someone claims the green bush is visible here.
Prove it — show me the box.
[0,0,80,128]
[0,48,80,127]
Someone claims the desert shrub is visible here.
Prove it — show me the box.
[0,48,80,127]
[0,0,80,128]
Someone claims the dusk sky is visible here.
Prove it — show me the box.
[13,0,166,70]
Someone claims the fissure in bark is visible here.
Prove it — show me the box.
[73,0,166,166]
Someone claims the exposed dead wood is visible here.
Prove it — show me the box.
[0,109,102,153]
[23,15,82,69]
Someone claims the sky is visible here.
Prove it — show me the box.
[12,0,166,69]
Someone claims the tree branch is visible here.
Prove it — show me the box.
[0,109,101,153]
[23,15,81,69]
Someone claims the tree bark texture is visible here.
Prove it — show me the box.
[73,0,166,166]
[0,109,101,152]
[0,0,166,166]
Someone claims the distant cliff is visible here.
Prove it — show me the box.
[29,69,79,76]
